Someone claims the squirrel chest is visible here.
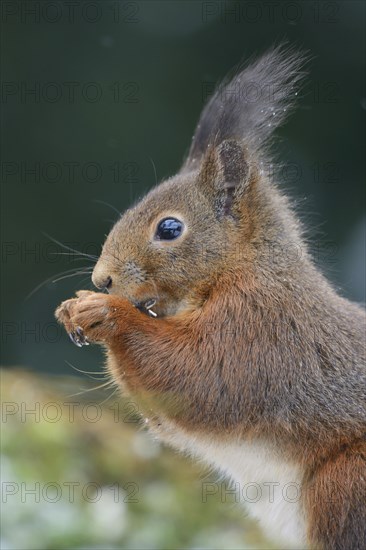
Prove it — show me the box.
[148,416,306,547]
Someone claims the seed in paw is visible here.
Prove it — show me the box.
[76,327,89,346]
[68,327,89,347]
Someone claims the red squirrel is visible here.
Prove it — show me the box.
[55,45,366,549]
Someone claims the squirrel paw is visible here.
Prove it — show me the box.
[55,291,127,345]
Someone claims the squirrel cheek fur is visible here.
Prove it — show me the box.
[55,45,366,549]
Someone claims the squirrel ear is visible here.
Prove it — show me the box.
[199,139,251,216]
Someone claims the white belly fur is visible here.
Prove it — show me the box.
[152,419,307,547]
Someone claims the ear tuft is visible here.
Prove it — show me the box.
[183,44,308,172]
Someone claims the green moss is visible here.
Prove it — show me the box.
[1,369,276,549]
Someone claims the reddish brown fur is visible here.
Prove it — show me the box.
[55,46,366,549]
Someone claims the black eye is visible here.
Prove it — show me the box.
[155,218,183,240]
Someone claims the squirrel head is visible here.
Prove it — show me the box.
[92,45,307,317]
[92,140,254,316]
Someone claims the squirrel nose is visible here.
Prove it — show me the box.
[92,271,112,290]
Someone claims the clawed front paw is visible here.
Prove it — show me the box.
[55,290,123,346]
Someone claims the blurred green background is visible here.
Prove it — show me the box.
[1,1,365,548]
